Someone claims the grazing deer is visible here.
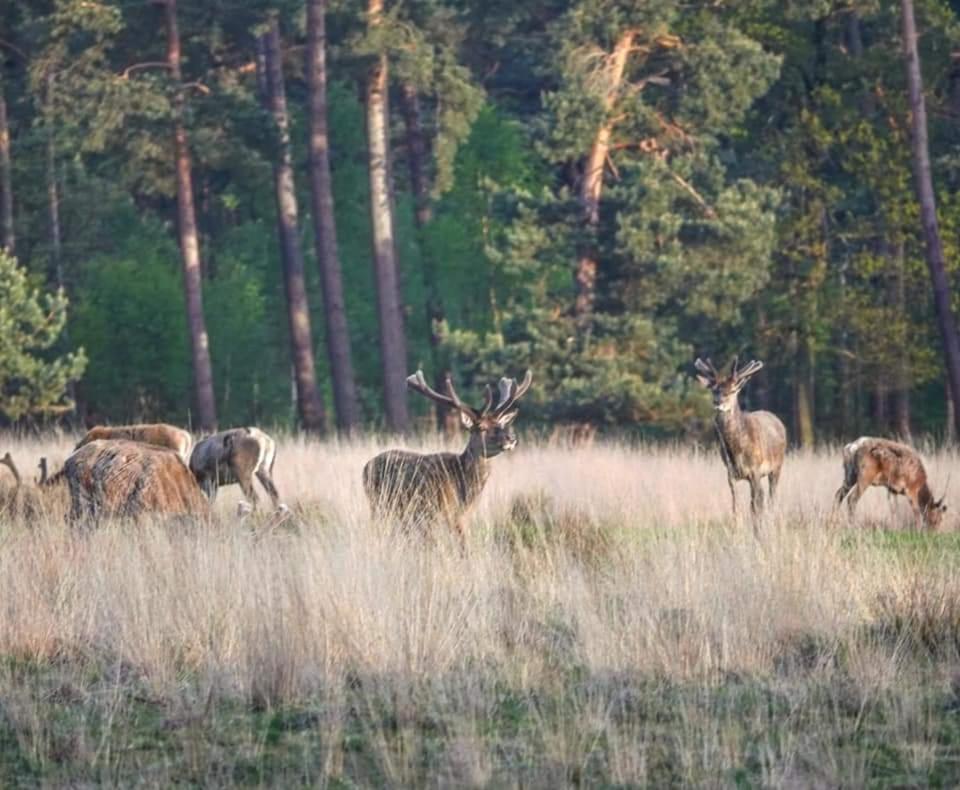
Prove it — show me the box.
[0,452,68,521]
[189,427,282,512]
[76,423,194,465]
[695,357,787,517]
[64,439,209,522]
[363,369,533,548]
[834,437,947,530]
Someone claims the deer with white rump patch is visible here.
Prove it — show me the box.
[695,356,787,517]
[189,427,282,513]
[834,437,947,530]
[363,369,533,548]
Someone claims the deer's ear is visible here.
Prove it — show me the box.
[496,410,518,428]
[459,410,477,429]
[696,375,712,389]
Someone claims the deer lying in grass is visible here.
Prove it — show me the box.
[363,369,533,548]
[695,357,787,517]
[189,427,282,513]
[834,437,947,530]
[76,423,194,465]
[64,440,209,522]
[0,452,68,521]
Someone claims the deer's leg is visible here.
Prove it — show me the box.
[749,476,765,516]
[255,469,281,509]
[768,468,781,502]
[834,483,853,510]
[727,475,737,516]
[238,475,259,511]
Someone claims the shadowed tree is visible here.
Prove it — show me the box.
[258,15,327,433]
[162,0,217,431]
[900,0,960,438]
[306,0,359,433]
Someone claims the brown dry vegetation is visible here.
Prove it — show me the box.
[1,435,960,785]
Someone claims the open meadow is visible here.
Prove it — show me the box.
[2,434,960,785]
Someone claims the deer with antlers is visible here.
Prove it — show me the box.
[363,369,533,548]
[834,437,947,530]
[0,452,68,521]
[695,357,787,517]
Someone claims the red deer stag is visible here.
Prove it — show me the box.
[695,357,787,517]
[76,423,193,465]
[64,440,209,522]
[189,427,282,512]
[363,369,533,548]
[834,437,947,530]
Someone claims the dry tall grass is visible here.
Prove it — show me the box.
[0,434,959,785]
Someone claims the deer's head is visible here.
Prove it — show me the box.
[694,356,765,413]
[407,370,533,458]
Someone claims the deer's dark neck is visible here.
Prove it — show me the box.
[457,434,492,504]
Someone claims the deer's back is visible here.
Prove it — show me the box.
[846,438,926,493]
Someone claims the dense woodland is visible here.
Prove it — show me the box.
[2,0,960,442]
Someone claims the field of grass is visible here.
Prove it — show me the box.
[1,434,960,786]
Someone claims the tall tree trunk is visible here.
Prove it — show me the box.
[873,381,888,432]
[366,0,409,433]
[892,240,912,440]
[399,83,458,435]
[306,0,359,433]
[947,380,956,443]
[45,75,62,289]
[796,334,815,448]
[164,0,217,432]
[574,29,634,323]
[901,0,960,437]
[258,17,327,434]
[0,76,14,256]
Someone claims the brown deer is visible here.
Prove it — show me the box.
[363,369,533,548]
[189,427,282,512]
[834,437,947,530]
[64,440,209,523]
[76,423,194,465]
[695,357,787,517]
[0,452,68,521]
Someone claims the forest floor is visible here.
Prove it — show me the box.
[1,435,960,786]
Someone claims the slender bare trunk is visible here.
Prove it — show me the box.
[892,241,912,440]
[164,0,217,432]
[259,17,326,434]
[947,380,956,443]
[902,0,960,437]
[796,335,815,447]
[366,0,409,433]
[399,83,458,435]
[575,29,634,322]
[45,75,62,289]
[306,0,359,433]
[0,77,13,256]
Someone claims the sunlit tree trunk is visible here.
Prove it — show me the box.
[259,16,327,434]
[892,241,912,440]
[306,0,359,433]
[164,0,217,431]
[0,76,14,256]
[366,0,409,432]
[901,0,960,438]
[575,29,634,323]
[796,335,815,448]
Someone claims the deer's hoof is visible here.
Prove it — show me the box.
[237,502,254,518]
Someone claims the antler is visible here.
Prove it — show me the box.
[694,357,718,381]
[0,452,21,487]
[734,359,764,382]
[406,370,479,420]
[493,370,533,415]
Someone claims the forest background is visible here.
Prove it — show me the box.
[2,0,960,444]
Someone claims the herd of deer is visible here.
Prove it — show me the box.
[0,359,949,537]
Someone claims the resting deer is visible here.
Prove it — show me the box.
[363,369,533,548]
[834,437,947,530]
[64,440,209,523]
[189,427,282,513]
[76,423,194,465]
[695,357,787,517]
